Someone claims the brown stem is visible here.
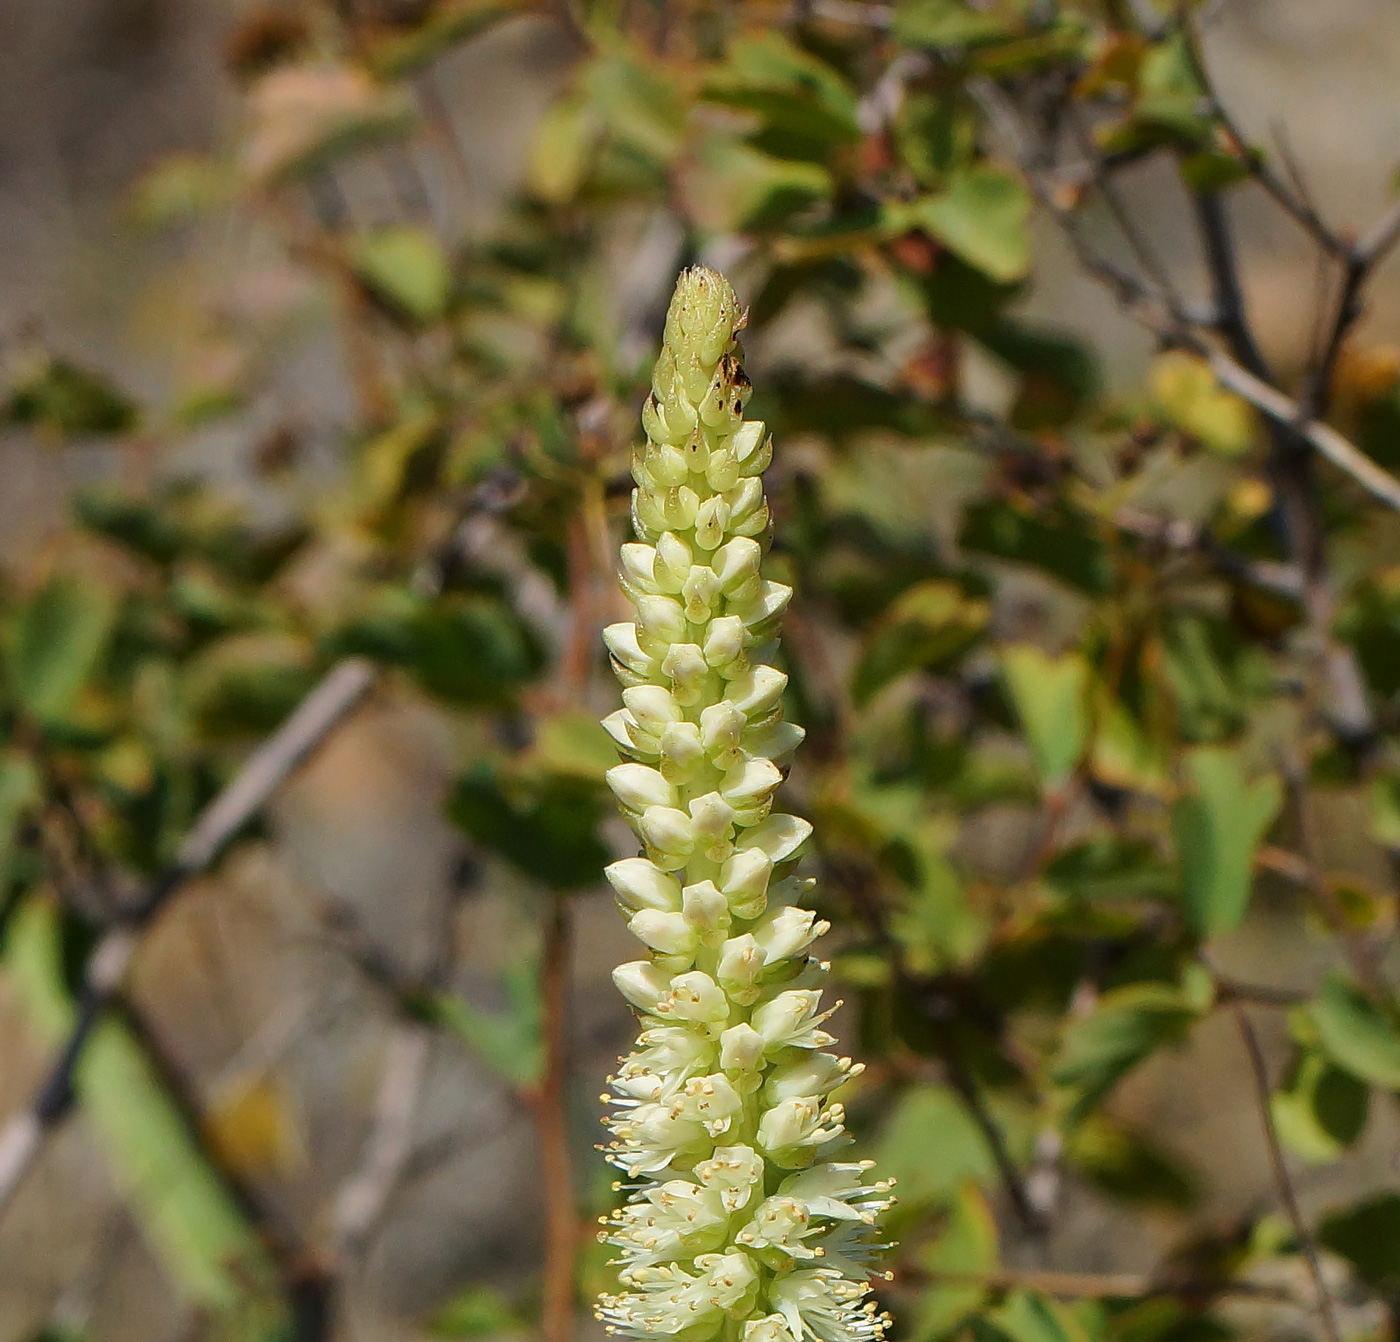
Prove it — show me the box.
[539,893,577,1342]
[1232,1004,1342,1342]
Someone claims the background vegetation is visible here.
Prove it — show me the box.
[3,2,1400,1342]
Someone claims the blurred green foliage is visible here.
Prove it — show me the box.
[4,1,1400,1340]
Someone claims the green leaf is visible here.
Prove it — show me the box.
[908,168,1032,283]
[184,633,318,739]
[1170,747,1281,938]
[873,1084,997,1216]
[0,752,39,891]
[5,358,138,437]
[1179,151,1251,194]
[447,762,607,890]
[1044,837,1176,904]
[350,225,454,325]
[528,93,601,203]
[585,49,688,166]
[959,500,1111,595]
[851,580,988,705]
[1133,35,1209,146]
[1308,972,1400,1089]
[429,942,543,1088]
[1052,982,1202,1124]
[431,1283,527,1338]
[1065,1113,1197,1209]
[1319,1193,1400,1295]
[1161,615,1252,743]
[985,1292,1100,1342]
[895,0,1015,49]
[704,31,861,161]
[3,897,282,1318]
[523,711,617,785]
[683,134,832,232]
[1000,644,1089,789]
[1272,1050,1370,1163]
[887,825,988,972]
[8,575,115,724]
[912,1183,999,1340]
[408,595,544,705]
[1150,351,1255,456]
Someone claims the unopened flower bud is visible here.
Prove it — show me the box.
[629,910,698,958]
[655,531,693,591]
[690,791,738,860]
[701,701,747,768]
[640,806,694,867]
[719,846,773,917]
[728,665,788,719]
[607,763,675,813]
[704,615,748,670]
[619,543,660,595]
[660,642,708,705]
[658,721,705,783]
[682,565,722,621]
[636,594,688,651]
[695,495,731,551]
[714,537,763,598]
[606,858,682,912]
[603,623,656,680]
[614,960,673,1013]
[722,759,783,814]
[624,684,683,735]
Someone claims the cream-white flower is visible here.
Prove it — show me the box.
[597,267,889,1342]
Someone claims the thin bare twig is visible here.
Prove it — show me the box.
[1232,1004,1343,1342]
[0,658,378,1218]
[330,1021,433,1258]
[1193,191,1272,381]
[968,76,1400,521]
[1112,505,1303,598]
[1177,18,1345,258]
[537,893,577,1342]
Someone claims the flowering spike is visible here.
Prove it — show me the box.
[597,267,891,1342]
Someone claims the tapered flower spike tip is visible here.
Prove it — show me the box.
[596,267,892,1342]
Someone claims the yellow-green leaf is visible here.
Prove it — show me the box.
[8,575,115,724]
[350,225,454,325]
[1000,644,1089,789]
[911,168,1032,283]
[1170,746,1281,938]
[1150,351,1255,456]
[4,897,282,1317]
[1309,972,1400,1090]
